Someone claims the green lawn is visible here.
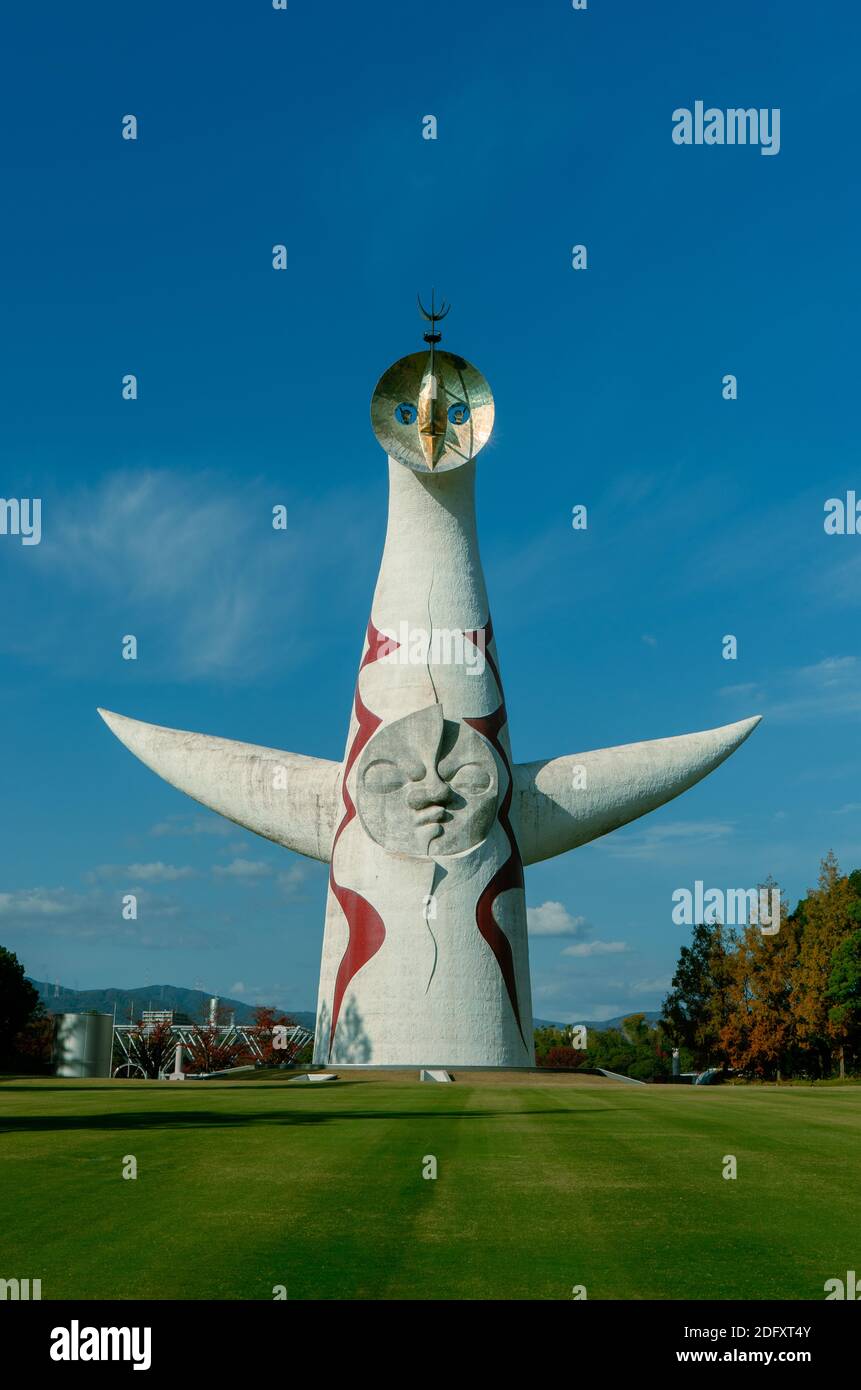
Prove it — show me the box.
[1,1072,857,1301]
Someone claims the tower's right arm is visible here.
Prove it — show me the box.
[511,716,760,867]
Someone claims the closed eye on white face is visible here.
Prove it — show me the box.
[363,756,427,793]
[363,759,407,793]
[445,762,492,796]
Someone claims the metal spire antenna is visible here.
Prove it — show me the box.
[417,289,450,376]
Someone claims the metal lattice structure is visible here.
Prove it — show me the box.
[112,1022,313,1078]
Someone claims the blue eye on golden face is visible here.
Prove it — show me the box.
[371,349,494,474]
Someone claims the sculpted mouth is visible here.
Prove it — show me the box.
[416,807,451,826]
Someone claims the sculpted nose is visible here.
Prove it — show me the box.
[407,773,453,810]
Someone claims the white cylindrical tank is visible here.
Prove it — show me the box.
[54,1013,114,1078]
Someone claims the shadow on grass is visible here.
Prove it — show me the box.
[0,1079,386,1093]
[0,1105,584,1135]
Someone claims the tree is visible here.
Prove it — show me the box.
[0,947,43,1069]
[620,1012,651,1046]
[719,883,800,1080]
[661,923,733,1068]
[540,1045,586,1070]
[588,1026,635,1074]
[622,1013,672,1080]
[534,1025,586,1066]
[794,852,858,1077]
[13,1014,54,1074]
[182,1024,251,1074]
[252,1005,298,1066]
[129,1019,177,1079]
[826,929,861,1079]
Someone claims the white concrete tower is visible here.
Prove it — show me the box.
[98,297,761,1068]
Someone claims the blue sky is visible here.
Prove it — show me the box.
[2,0,860,1022]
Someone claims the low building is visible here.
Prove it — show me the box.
[141,1009,191,1027]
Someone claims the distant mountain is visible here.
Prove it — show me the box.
[533,1012,662,1032]
[27,979,316,1032]
[28,980,657,1039]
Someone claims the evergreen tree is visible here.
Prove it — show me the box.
[794,852,858,1077]
[826,928,861,1079]
[0,946,42,1069]
[662,922,733,1068]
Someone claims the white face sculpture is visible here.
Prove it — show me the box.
[356,704,499,858]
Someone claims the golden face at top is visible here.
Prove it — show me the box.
[370,348,495,474]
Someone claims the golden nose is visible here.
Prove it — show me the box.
[417,369,448,468]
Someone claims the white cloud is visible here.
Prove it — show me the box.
[527,901,588,936]
[598,819,734,862]
[631,976,672,995]
[150,815,231,839]
[0,884,201,946]
[130,862,196,882]
[533,980,566,999]
[816,547,861,610]
[561,940,630,958]
[2,469,370,681]
[213,858,272,880]
[0,888,76,917]
[89,862,196,883]
[721,656,861,724]
[277,865,308,897]
[718,682,761,699]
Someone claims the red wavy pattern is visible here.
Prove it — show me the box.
[327,621,399,1055]
[465,619,527,1048]
[328,615,526,1056]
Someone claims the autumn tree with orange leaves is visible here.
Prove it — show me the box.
[664,854,861,1081]
[718,882,801,1079]
[252,1005,298,1066]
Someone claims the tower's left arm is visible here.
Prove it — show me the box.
[98,709,340,863]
